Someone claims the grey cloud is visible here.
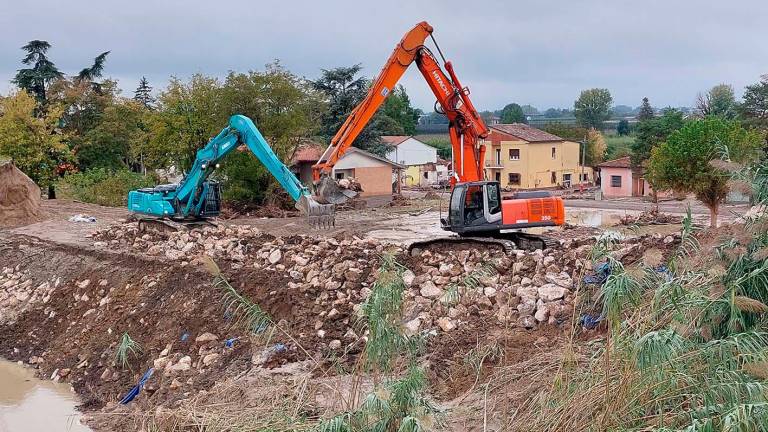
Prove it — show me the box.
[1,0,766,111]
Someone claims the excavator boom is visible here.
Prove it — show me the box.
[312,21,490,201]
[128,115,334,229]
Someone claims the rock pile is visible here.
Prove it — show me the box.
[89,223,684,339]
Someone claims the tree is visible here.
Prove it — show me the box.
[637,97,654,121]
[617,119,630,136]
[312,65,390,155]
[12,40,63,106]
[612,105,634,117]
[134,77,155,109]
[500,103,526,124]
[647,118,762,227]
[696,84,737,119]
[740,74,768,129]
[631,109,684,167]
[0,91,71,194]
[381,85,420,135]
[75,51,110,85]
[574,88,613,129]
[78,100,149,171]
[585,128,607,166]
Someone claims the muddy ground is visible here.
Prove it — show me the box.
[0,197,711,431]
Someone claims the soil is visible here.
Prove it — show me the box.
[0,161,46,228]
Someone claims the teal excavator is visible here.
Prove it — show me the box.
[127,115,335,229]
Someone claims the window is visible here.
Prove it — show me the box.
[581,173,589,181]
[551,171,557,184]
[509,149,520,160]
[611,175,622,187]
[495,172,501,182]
[563,173,572,187]
[551,147,557,159]
[508,173,521,185]
[495,149,502,165]
[335,172,345,180]
[486,183,501,214]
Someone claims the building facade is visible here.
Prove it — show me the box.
[482,124,593,189]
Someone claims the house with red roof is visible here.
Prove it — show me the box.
[290,140,404,197]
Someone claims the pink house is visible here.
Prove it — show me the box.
[598,157,643,197]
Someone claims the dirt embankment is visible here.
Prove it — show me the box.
[0,161,46,228]
[0,222,681,431]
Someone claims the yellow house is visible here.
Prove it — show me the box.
[482,124,593,189]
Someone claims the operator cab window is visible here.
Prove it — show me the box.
[464,185,485,225]
[486,183,501,215]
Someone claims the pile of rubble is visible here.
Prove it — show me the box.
[620,209,683,226]
[88,222,677,338]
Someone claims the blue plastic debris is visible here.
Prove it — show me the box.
[584,262,612,285]
[119,368,155,404]
[579,314,603,330]
[180,331,190,342]
[225,337,238,348]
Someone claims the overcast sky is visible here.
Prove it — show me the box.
[1,0,766,112]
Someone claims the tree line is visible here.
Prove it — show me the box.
[0,41,420,204]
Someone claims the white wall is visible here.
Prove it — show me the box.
[385,137,437,166]
[334,151,389,170]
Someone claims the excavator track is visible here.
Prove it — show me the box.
[135,217,218,234]
[407,232,559,255]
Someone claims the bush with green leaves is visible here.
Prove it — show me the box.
[57,168,156,207]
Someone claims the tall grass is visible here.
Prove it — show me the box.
[513,157,768,431]
[115,332,142,369]
[317,252,442,432]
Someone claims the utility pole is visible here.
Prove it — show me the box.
[579,134,587,193]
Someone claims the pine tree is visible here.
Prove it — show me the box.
[12,40,63,106]
[638,97,654,121]
[133,76,155,108]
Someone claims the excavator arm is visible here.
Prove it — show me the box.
[312,21,490,201]
[128,115,334,228]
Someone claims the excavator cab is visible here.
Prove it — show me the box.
[442,181,503,235]
[442,181,566,236]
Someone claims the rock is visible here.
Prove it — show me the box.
[403,318,421,336]
[100,367,113,381]
[202,353,220,366]
[420,281,442,299]
[521,277,532,286]
[59,368,71,378]
[268,249,282,264]
[169,356,192,372]
[483,286,497,297]
[545,272,573,288]
[402,270,415,287]
[195,332,218,343]
[517,300,536,316]
[169,378,183,389]
[663,236,674,244]
[518,315,536,329]
[538,284,567,302]
[436,317,456,332]
[534,305,549,322]
[543,256,555,266]
[76,279,91,289]
[154,357,170,370]
[516,286,538,302]
[328,340,342,350]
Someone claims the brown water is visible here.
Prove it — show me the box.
[0,360,91,432]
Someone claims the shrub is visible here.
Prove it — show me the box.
[58,168,156,207]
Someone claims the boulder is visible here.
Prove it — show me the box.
[420,281,442,299]
[538,284,567,302]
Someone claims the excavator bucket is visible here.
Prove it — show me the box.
[315,175,358,205]
[295,195,335,230]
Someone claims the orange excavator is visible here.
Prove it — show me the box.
[313,21,564,250]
